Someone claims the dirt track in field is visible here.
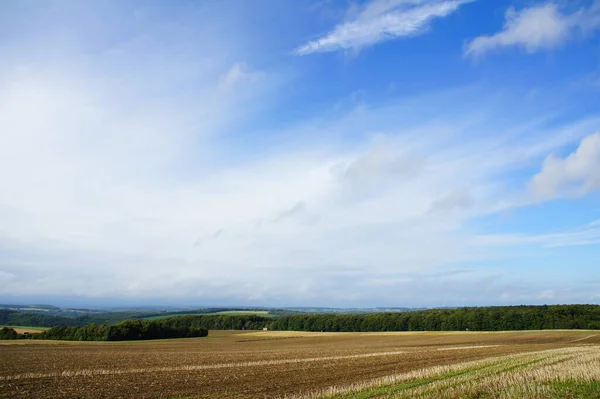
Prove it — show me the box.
[1,330,599,399]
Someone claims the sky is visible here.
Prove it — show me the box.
[0,0,599,308]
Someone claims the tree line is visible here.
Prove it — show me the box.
[269,305,600,331]
[3,305,600,334]
[154,305,600,332]
[0,327,20,339]
[0,319,208,341]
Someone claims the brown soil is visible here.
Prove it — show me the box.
[1,330,598,399]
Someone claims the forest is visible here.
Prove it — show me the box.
[1,319,208,341]
[268,305,600,331]
[147,305,600,332]
[2,305,600,338]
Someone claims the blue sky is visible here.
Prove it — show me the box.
[0,0,599,308]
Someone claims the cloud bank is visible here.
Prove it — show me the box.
[0,1,599,307]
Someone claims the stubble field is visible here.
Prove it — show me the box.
[1,330,599,399]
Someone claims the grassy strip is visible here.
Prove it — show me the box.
[380,355,554,399]
[549,380,600,398]
[389,349,600,399]
[302,348,598,399]
[393,354,564,399]
[314,354,544,399]
[331,368,481,399]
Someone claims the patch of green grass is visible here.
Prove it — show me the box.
[143,313,210,320]
[206,310,271,316]
[143,311,272,320]
[322,354,555,399]
[550,381,600,398]
[332,369,479,399]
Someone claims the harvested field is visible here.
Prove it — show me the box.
[1,330,599,398]
[0,326,46,334]
[299,346,600,399]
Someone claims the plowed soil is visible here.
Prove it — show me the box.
[1,330,598,399]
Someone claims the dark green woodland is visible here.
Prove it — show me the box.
[2,305,599,341]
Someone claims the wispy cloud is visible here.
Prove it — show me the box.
[474,218,600,249]
[465,1,600,58]
[295,0,473,55]
[218,62,263,91]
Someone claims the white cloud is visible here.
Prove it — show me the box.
[530,132,600,200]
[295,0,472,55]
[465,2,600,58]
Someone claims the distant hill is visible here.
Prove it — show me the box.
[0,306,283,327]
[4,304,599,332]
[0,304,60,312]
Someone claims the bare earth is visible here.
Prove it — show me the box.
[1,330,599,399]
